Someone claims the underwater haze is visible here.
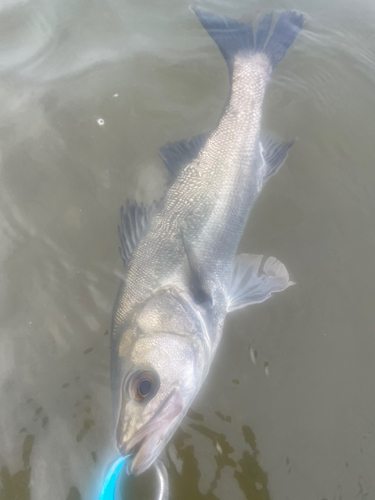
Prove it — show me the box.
[0,0,374,499]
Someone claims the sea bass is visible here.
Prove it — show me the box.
[111,8,304,475]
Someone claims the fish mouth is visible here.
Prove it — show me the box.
[120,389,183,476]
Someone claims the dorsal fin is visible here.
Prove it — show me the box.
[117,200,156,266]
[159,133,208,177]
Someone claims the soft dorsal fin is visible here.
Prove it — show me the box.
[159,133,208,177]
[227,254,294,312]
[117,200,156,266]
[260,133,294,183]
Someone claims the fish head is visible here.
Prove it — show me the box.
[114,329,208,475]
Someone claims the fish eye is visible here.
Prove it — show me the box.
[129,370,159,402]
[138,378,152,398]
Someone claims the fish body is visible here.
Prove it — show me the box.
[111,8,304,475]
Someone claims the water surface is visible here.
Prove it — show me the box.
[0,1,375,499]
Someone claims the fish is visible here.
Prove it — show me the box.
[110,7,304,476]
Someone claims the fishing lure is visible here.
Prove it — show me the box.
[99,455,129,500]
[99,455,169,500]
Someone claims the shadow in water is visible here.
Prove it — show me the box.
[66,486,82,500]
[0,434,34,500]
[0,429,83,500]
[120,409,271,500]
[169,418,271,500]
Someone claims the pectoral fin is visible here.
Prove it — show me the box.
[227,254,294,312]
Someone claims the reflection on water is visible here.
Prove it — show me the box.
[1,0,375,499]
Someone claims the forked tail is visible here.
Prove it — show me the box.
[192,7,305,74]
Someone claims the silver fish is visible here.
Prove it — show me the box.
[111,8,304,475]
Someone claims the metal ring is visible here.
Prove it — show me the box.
[154,459,169,500]
[99,455,168,500]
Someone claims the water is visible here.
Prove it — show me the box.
[1,0,375,499]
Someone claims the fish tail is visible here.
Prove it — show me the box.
[263,12,305,68]
[192,7,305,72]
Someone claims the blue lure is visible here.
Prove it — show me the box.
[99,456,169,500]
[99,455,129,500]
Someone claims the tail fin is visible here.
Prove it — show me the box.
[192,7,305,72]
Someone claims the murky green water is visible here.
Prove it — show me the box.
[1,0,375,499]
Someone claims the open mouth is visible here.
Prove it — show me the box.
[123,430,163,475]
[121,413,173,475]
[119,389,183,475]
[124,434,147,458]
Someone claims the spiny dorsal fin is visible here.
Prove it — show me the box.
[117,200,156,266]
[227,254,294,312]
[159,133,208,177]
[260,133,294,183]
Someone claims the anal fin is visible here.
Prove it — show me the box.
[260,133,294,183]
[227,254,294,312]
